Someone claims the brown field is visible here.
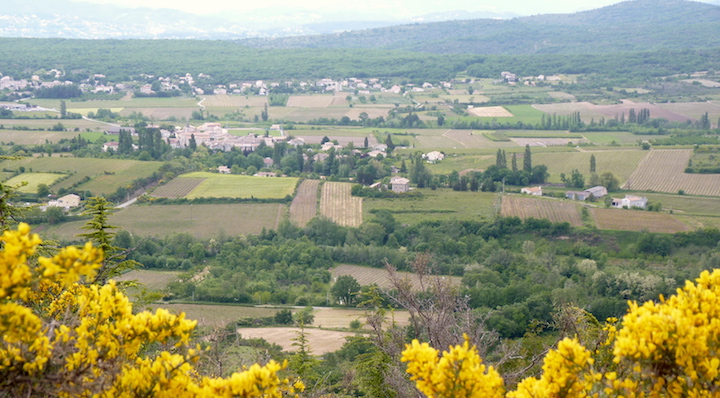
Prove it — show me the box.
[331,264,461,291]
[286,95,334,108]
[624,150,720,196]
[312,307,410,329]
[591,208,691,233]
[153,304,278,328]
[289,179,319,227]
[511,137,588,147]
[236,327,358,354]
[655,101,720,121]
[202,95,267,107]
[119,107,194,120]
[320,182,362,227]
[115,269,181,290]
[533,102,607,122]
[150,178,205,198]
[468,106,514,117]
[344,107,390,120]
[594,100,692,123]
[501,196,583,226]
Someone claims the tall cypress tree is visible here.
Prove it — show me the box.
[590,154,596,173]
[512,153,518,173]
[523,145,532,172]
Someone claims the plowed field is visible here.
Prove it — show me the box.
[591,208,690,233]
[289,179,319,227]
[501,196,583,226]
[624,150,720,196]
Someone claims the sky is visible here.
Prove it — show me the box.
[71,0,635,19]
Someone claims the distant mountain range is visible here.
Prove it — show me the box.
[0,0,518,40]
[0,0,718,56]
[239,0,720,54]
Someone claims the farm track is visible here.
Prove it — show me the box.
[289,180,319,227]
[501,196,583,226]
[624,150,720,196]
[320,182,362,227]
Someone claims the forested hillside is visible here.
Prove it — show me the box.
[239,0,720,54]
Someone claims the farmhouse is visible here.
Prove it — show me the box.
[105,126,136,135]
[611,195,648,209]
[48,194,81,209]
[263,157,275,168]
[102,142,119,152]
[423,151,445,163]
[390,177,410,193]
[566,186,607,201]
[217,165,231,174]
[521,186,543,196]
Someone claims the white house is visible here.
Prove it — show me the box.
[217,165,231,174]
[424,151,445,163]
[48,194,81,209]
[521,186,543,196]
[612,195,648,209]
[390,177,410,193]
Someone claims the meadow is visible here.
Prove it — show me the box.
[364,189,499,224]
[4,172,66,193]
[42,203,284,240]
[116,269,182,291]
[179,172,298,199]
[532,150,648,184]
[0,118,110,131]
[0,157,164,196]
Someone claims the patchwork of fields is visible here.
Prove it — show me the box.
[624,150,720,196]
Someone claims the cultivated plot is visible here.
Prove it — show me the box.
[331,264,461,291]
[4,172,66,193]
[119,107,194,120]
[624,150,720,196]
[236,328,357,354]
[44,203,284,240]
[501,196,583,226]
[201,94,267,108]
[590,208,690,233]
[655,101,720,121]
[150,178,205,198]
[320,182,362,227]
[289,179,319,227]
[180,172,298,199]
[286,95,334,107]
[115,270,181,291]
[364,189,498,224]
[468,106,513,117]
[533,150,648,185]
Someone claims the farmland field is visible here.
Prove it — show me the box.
[0,157,164,195]
[0,130,87,145]
[201,94,267,108]
[153,304,278,328]
[582,131,660,145]
[501,196,583,226]
[31,97,199,109]
[320,182,362,227]
[289,179,319,227]
[179,172,298,199]
[119,107,194,120]
[115,269,181,291]
[468,106,513,117]
[43,203,284,240]
[331,264,461,291]
[533,150,648,184]
[286,95,334,107]
[4,172,66,193]
[590,208,690,233]
[427,154,495,174]
[0,118,110,131]
[236,328,358,354]
[150,178,205,198]
[364,189,498,224]
[655,101,720,120]
[624,150,720,196]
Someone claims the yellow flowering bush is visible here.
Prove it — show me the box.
[0,224,303,397]
[402,269,720,398]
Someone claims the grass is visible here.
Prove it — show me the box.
[0,118,110,131]
[31,97,199,109]
[0,157,164,196]
[426,154,495,174]
[152,303,279,328]
[4,172,66,193]
[364,188,499,224]
[116,269,181,291]
[503,130,585,139]
[532,150,648,184]
[623,191,720,217]
[180,172,298,199]
[42,203,284,240]
[581,131,660,145]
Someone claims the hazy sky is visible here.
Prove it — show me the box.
[71,0,633,18]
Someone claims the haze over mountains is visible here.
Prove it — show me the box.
[0,0,718,56]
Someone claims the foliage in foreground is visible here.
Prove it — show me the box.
[0,224,303,397]
[401,268,720,397]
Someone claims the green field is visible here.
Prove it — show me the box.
[426,154,495,174]
[42,202,284,240]
[4,172,66,193]
[0,157,163,196]
[180,172,298,199]
[581,131,662,145]
[0,130,106,145]
[116,269,181,291]
[623,191,720,217]
[30,97,199,109]
[533,150,648,184]
[364,188,499,224]
[0,118,111,131]
[503,130,585,139]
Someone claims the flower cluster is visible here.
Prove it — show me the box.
[0,224,303,397]
[401,335,504,398]
[402,269,720,398]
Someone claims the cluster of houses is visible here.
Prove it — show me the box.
[521,185,648,209]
